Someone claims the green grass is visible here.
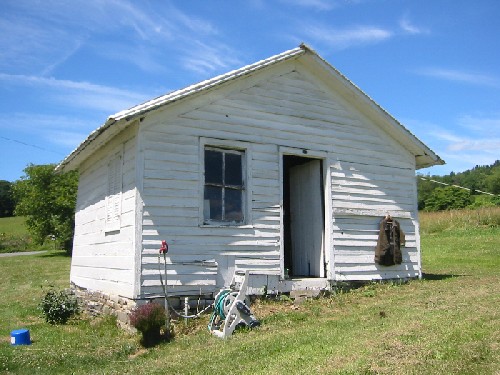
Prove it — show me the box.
[0,216,51,253]
[0,217,28,236]
[0,211,499,374]
[420,206,500,234]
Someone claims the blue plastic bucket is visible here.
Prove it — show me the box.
[10,329,31,345]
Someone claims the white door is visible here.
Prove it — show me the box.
[289,160,324,277]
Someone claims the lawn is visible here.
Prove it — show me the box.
[0,217,27,237]
[0,216,51,253]
[0,209,499,374]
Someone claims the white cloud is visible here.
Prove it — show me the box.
[416,67,499,87]
[160,5,218,35]
[0,113,89,131]
[0,73,152,112]
[399,16,429,35]
[445,138,500,152]
[0,113,95,149]
[90,42,169,75]
[457,114,500,135]
[404,117,500,174]
[303,24,393,50]
[431,150,498,173]
[181,41,243,75]
[44,130,90,148]
[41,40,86,76]
[279,0,367,10]
[422,122,499,154]
[0,0,226,76]
[281,0,337,10]
[0,16,82,74]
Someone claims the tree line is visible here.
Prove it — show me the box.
[417,160,500,211]
[1,161,499,253]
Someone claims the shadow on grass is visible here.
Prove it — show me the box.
[422,273,463,281]
[139,330,174,348]
[40,250,71,258]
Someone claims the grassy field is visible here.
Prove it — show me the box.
[0,217,30,253]
[0,216,52,253]
[0,209,498,374]
[0,217,28,237]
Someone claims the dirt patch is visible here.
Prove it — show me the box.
[128,348,148,359]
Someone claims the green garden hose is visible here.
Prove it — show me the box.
[207,290,231,330]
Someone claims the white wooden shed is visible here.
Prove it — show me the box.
[57,44,443,308]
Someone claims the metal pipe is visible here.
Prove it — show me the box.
[184,297,189,327]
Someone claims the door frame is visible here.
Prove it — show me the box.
[279,146,331,279]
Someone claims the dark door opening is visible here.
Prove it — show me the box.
[283,155,325,278]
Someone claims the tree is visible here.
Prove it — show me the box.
[424,186,472,212]
[12,164,78,253]
[0,180,15,217]
[416,175,435,210]
[484,169,500,195]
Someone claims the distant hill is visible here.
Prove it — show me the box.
[417,160,500,211]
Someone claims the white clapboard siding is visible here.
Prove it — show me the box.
[72,265,135,284]
[136,67,421,295]
[331,212,419,279]
[235,258,281,275]
[328,126,419,280]
[71,275,135,297]
[71,129,138,298]
[334,252,419,264]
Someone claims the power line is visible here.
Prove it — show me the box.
[0,136,65,156]
[419,176,498,197]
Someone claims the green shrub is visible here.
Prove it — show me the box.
[0,232,32,253]
[424,186,472,211]
[40,288,79,324]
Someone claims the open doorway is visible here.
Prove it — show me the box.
[283,155,325,278]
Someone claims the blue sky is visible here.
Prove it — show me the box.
[1,0,499,182]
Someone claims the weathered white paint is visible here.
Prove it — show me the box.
[135,67,423,296]
[70,124,139,298]
[63,46,443,300]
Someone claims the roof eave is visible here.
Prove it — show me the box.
[55,117,121,173]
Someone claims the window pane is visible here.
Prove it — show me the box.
[225,188,243,222]
[205,150,223,184]
[225,153,242,186]
[204,186,222,221]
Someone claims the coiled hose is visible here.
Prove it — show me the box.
[207,290,231,330]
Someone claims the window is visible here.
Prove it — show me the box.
[105,151,122,232]
[203,147,245,224]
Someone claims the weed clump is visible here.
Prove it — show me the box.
[40,288,79,324]
[129,302,168,347]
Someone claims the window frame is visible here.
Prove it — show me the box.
[199,138,251,227]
